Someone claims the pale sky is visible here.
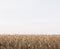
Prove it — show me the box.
[0,0,60,34]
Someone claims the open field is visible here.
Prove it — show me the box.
[0,35,60,49]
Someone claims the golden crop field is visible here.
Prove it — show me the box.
[0,35,60,49]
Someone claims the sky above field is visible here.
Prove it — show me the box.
[0,0,60,34]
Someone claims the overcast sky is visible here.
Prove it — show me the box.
[0,0,60,34]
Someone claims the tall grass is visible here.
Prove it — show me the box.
[0,35,60,49]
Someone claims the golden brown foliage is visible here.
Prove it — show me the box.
[0,35,60,49]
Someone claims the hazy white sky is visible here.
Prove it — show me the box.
[0,0,60,34]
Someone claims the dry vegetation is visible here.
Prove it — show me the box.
[0,35,60,49]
